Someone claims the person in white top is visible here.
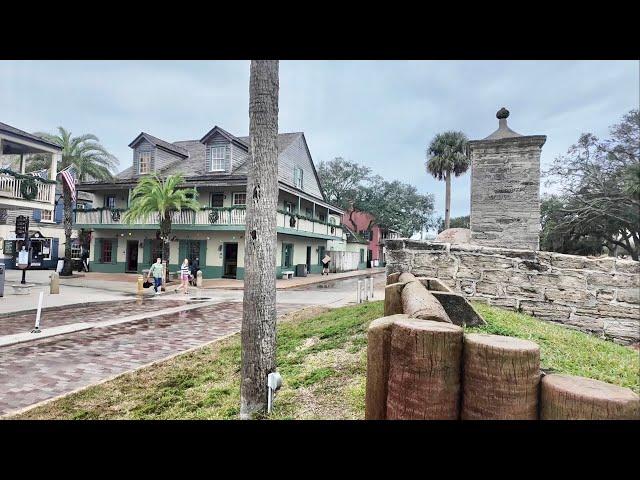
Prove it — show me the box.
[175,258,191,295]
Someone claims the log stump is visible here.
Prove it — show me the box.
[387,272,401,285]
[462,334,540,420]
[541,374,640,420]
[384,283,405,316]
[365,314,409,420]
[386,319,463,419]
[401,281,451,323]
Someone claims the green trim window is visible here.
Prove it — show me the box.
[294,167,303,189]
[282,243,294,268]
[101,239,114,263]
[211,193,224,208]
[233,192,247,206]
[104,195,116,209]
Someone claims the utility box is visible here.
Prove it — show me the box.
[295,264,308,277]
[0,263,5,297]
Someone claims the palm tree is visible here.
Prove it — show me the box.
[240,60,280,419]
[122,173,200,283]
[27,127,118,276]
[426,131,470,230]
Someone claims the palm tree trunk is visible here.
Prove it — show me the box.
[160,215,171,285]
[240,60,279,419]
[61,183,73,276]
[444,170,451,230]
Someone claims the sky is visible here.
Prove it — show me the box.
[1,60,638,229]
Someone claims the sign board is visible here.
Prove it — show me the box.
[15,215,29,237]
[18,248,29,268]
[56,259,64,273]
[3,241,14,256]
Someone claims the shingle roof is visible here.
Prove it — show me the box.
[0,121,63,150]
[128,132,189,158]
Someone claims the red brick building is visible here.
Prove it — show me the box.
[342,209,400,266]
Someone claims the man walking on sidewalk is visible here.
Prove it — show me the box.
[147,257,164,295]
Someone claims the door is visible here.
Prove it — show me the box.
[223,243,238,278]
[126,240,138,272]
[306,246,312,273]
[282,243,294,269]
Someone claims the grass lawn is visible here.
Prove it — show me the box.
[11,301,639,420]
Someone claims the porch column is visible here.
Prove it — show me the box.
[297,196,301,214]
[50,152,61,205]
[127,188,132,208]
[312,203,316,233]
[20,154,26,174]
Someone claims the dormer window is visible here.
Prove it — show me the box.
[139,152,151,174]
[210,145,228,172]
[294,167,303,189]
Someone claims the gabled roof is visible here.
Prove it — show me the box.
[200,125,249,147]
[0,121,62,151]
[128,132,189,158]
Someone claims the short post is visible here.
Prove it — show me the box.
[31,291,44,333]
[364,278,369,302]
[357,280,362,304]
[137,274,143,295]
[369,276,374,299]
[49,272,60,294]
[196,270,203,288]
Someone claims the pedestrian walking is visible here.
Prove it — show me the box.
[81,247,90,272]
[190,256,200,286]
[321,254,331,275]
[175,258,190,295]
[147,257,164,295]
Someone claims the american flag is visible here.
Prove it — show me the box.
[59,166,77,202]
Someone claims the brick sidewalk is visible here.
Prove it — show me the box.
[0,301,306,416]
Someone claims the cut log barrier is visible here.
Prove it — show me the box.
[401,280,451,323]
[49,272,59,294]
[462,333,540,420]
[541,374,640,420]
[196,270,203,287]
[137,274,143,295]
[384,283,404,316]
[397,272,417,283]
[386,319,463,419]
[365,314,409,420]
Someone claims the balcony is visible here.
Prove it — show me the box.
[0,171,56,205]
[74,207,343,239]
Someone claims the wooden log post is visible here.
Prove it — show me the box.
[384,283,404,316]
[387,272,401,285]
[386,319,463,419]
[398,272,417,283]
[401,280,451,323]
[462,334,541,420]
[541,374,640,420]
[365,314,410,420]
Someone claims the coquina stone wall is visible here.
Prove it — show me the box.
[385,239,640,345]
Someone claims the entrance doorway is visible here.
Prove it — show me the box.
[126,240,138,272]
[223,242,238,278]
[306,246,312,273]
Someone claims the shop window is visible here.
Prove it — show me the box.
[101,239,113,263]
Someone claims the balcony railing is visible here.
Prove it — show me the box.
[74,206,343,238]
[0,172,55,204]
[277,210,343,238]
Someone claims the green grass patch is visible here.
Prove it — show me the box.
[12,301,638,420]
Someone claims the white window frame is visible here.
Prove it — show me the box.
[40,209,54,223]
[294,167,304,189]
[232,192,247,206]
[139,152,151,174]
[210,146,227,172]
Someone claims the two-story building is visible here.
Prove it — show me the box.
[342,209,401,267]
[1,121,60,267]
[75,126,344,279]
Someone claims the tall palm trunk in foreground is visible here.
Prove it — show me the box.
[240,60,280,419]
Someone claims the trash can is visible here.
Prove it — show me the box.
[0,263,5,297]
[295,264,308,277]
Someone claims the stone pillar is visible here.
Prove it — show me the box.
[468,108,546,250]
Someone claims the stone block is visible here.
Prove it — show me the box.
[615,259,640,275]
[595,289,616,302]
[504,284,544,299]
[384,239,405,250]
[617,288,640,304]
[386,250,412,269]
[457,253,514,279]
[475,281,501,296]
[519,300,572,320]
[528,272,585,289]
[488,297,519,308]
[587,272,639,289]
[404,240,448,251]
[564,313,605,334]
[458,279,475,295]
[575,303,640,321]
[544,288,597,307]
[603,320,640,345]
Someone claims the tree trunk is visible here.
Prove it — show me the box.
[461,334,541,420]
[444,169,451,230]
[160,215,171,284]
[61,183,73,276]
[541,374,639,420]
[240,60,279,419]
[386,319,463,419]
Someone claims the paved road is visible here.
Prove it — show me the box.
[0,273,384,416]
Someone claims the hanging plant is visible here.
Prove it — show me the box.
[111,209,121,222]
[208,210,219,224]
[20,176,38,200]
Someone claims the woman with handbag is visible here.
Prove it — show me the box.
[175,258,191,295]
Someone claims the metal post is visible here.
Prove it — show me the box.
[31,291,44,333]
[369,276,374,299]
[357,280,362,304]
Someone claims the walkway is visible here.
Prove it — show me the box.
[0,272,386,417]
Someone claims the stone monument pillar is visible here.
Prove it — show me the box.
[468,108,546,250]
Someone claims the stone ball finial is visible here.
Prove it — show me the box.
[496,107,510,119]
